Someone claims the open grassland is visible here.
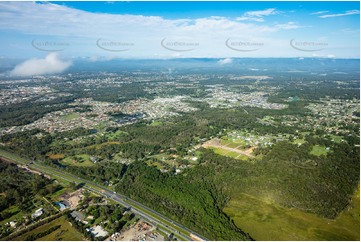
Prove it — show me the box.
[329,135,343,143]
[62,154,94,167]
[224,142,243,149]
[149,121,163,126]
[224,185,360,241]
[310,145,329,156]
[13,216,84,241]
[220,137,246,148]
[105,130,128,140]
[50,187,70,200]
[86,141,120,150]
[292,138,306,145]
[203,137,255,160]
[208,147,248,160]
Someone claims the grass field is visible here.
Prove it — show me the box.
[13,216,85,241]
[224,142,243,149]
[61,113,80,120]
[48,154,65,159]
[220,138,246,148]
[105,130,128,140]
[49,187,70,200]
[149,121,163,126]
[310,145,329,156]
[292,138,306,145]
[0,205,24,226]
[146,160,164,169]
[209,147,249,161]
[86,141,120,150]
[62,154,94,167]
[329,135,343,143]
[224,185,360,241]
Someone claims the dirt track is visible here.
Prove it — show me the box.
[202,139,255,158]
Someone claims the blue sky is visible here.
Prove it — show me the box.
[0,1,359,59]
[56,1,358,19]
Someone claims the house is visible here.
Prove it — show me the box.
[55,201,68,211]
[5,221,16,228]
[71,211,85,222]
[31,208,43,219]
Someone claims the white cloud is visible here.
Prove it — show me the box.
[218,58,233,65]
[236,16,264,22]
[274,22,301,30]
[237,8,279,22]
[2,2,353,58]
[0,4,296,37]
[319,10,360,18]
[311,11,329,15]
[10,52,71,76]
[246,8,279,17]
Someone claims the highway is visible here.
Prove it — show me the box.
[0,151,208,241]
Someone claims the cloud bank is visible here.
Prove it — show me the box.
[0,2,303,58]
[10,52,71,76]
[0,2,358,58]
[218,58,233,65]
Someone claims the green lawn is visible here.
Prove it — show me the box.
[105,130,128,140]
[146,160,164,169]
[49,187,69,200]
[225,142,243,149]
[61,113,80,120]
[310,145,329,156]
[330,135,343,143]
[62,154,95,167]
[13,216,85,241]
[210,147,229,157]
[209,147,249,161]
[293,138,306,145]
[220,138,245,148]
[85,141,120,150]
[225,151,241,158]
[224,186,360,241]
[149,121,163,126]
[220,139,230,146]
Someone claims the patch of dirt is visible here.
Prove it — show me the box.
[110,220,164,241]
[202,138,255,158]
[60,189,84,209]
